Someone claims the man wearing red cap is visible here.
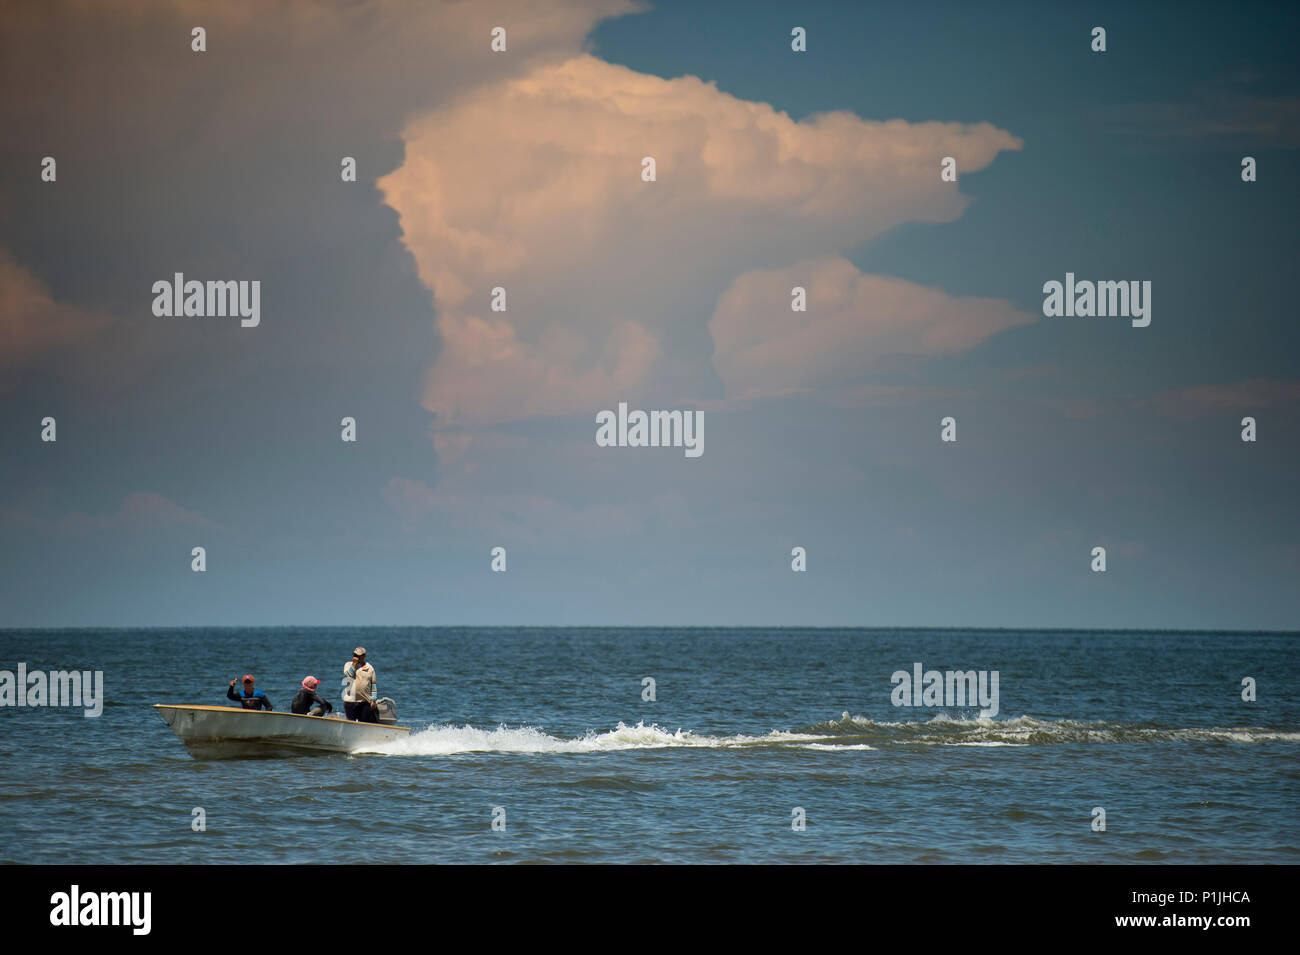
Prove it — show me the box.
[226,674,273,710]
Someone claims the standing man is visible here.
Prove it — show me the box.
[227,674,273,710]
[342,647,377,723]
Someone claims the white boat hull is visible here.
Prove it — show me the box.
[155,704,410,759]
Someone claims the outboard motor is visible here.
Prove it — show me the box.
[374,697,398,725]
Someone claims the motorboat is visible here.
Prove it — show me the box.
[154,702,410,759]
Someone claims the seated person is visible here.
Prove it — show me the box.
[291,676,333,717]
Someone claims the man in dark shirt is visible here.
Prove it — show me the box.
[227,674,273,710]
[291,676,333,717]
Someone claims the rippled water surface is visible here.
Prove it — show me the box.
[2,628,1296,863]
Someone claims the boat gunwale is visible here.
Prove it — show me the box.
[153,703,411,734]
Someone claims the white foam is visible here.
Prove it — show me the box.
[943,741,1028,747]
[352,714,1300,756]
[358,720,792,756]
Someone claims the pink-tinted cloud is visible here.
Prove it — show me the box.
[423,312,660,430]
[380,54,1022,430]
[710,257,1035,401]
[0,251,113,391]
[1135,378,1300,417]
[0,491,216,536]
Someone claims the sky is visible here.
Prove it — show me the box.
[1,0,1297,629]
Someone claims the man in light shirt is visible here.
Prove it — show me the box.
[342,646,378,723]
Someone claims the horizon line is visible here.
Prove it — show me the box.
[1,624,1296,636]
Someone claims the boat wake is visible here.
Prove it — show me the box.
[790,712,1300,747]
[359,721,792,755]
[356,712,1300,756]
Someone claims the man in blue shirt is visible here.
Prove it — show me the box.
[227,674,273,710]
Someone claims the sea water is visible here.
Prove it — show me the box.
[1,627,1295,864]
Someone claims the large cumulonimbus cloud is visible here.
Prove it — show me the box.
[380,54,1026,432]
